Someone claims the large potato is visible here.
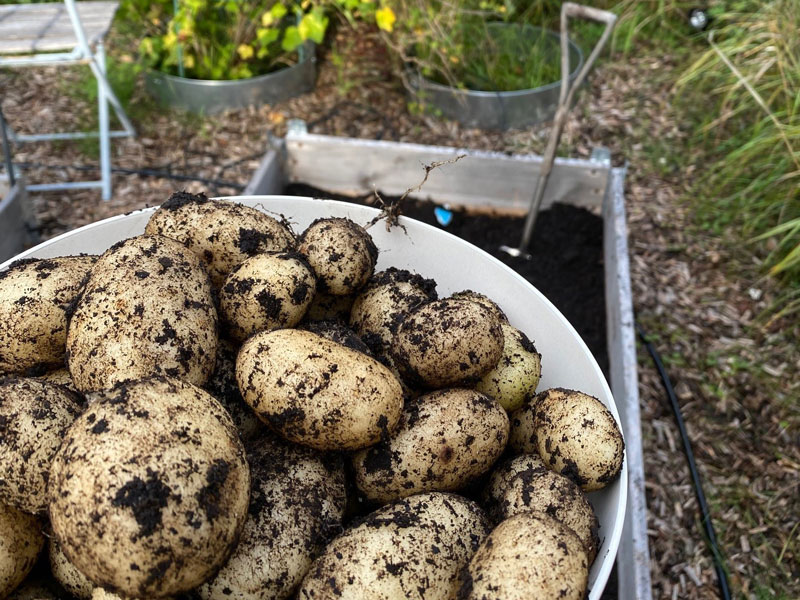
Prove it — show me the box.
[66,235,217,393]
[0,378,82,514]
[236,329,403,451]
[458,511,589,600]
[482,454,599,562]
[219,252,316,342]
[48,377,250,599]
[391,299,503,388]
[352,389,508,503]
[0,503,44,599]
[0,256,96,373]
[474,322,541,412]
[349,268,437,363]
[297,218,377,296]
[533,389,625,491]
[198,434,347,600]
[297,492,490,600]
[145,192,296,288]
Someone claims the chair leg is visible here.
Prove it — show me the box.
[96,41,111,201]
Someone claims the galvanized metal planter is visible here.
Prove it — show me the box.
[144,42,316,115]
[0,174,38,262]
[246,123,653,600]
[407,25,584,130]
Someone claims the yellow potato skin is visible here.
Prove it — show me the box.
[236,329,404,451]
[0,504,44,599]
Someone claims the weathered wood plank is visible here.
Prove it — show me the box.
[284,132,608,211]
[0,2,118,54]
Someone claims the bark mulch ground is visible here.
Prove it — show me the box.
[1,23,798,600]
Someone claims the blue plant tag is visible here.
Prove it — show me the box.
[434,206,453,227]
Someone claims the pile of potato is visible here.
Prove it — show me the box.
[0,192,624,600]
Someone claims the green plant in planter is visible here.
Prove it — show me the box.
[137,0,330,80]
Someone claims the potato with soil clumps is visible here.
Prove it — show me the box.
[236,329,403,451]
[349,268,437,364]
[49,540,93,600]
[0,503,44,598]
[449,290,508,323]
[458,511,589,600]
[198,433,347,600]
[0,378,82,514]
[353,389,509,503]
[66,235,217,393]
[297,492,491,600]
[481,454,599,562]
[531,388,624,491]
[302,320,372,356]
[0,256,96,374]
[390,299,504,389]
[145,192,296,288]
[48,377,250,599]
[297,218,378,296]
[219,252,316,342]
[475,322,541,412]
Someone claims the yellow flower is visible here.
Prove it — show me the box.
[183,54,195,69]
[261,11,274,27]
[237,44,254,60]
[375,6,396,33]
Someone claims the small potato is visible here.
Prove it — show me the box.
[50,540,93,600]
[236,329,404,451]
[458,511,589,600]
[35,368,81,397]
[67,235,218,393]
[0,378,82,514]
[198,434,346,600]
[48,377,250,599]
[349,268,437,363]
[508,387,559,454]
[297,218,377,296]
[203,338,262,441]
[353,389,509,503]
[145,192,296,288]
[475,322,541,412]
[391,299,503,388]
[533,388,624,491]
[449,290,508,323]
[481,454,599,562]
[220,252,316,342]
[0,503,44,599]
[297,492,491,600]
[0,256,96,373]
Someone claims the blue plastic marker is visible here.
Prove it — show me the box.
[434,206,453,227]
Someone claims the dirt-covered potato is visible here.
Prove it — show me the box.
[449,290,508,323]
[236,329,403,451]
[533,388,625,491]
[48,377,250,599]
[219,252,316,342]
[481,454,599,562]
[34,368,81,397]
[145,192,296,288]
[391,299,504,389]
[349,268,437,363]
[203,338,262,441]
[0,503,44,598]
[66,235,218,393]
[50,540,93,600]
[353,389,509,503]
[297,492,490,600]
[475,322,541,412]
[297,218,377,296]
[0,256,96,374]
[0,378,82,514]
[302,320,372,356]
[458,511,589,600]
[198,434,346,600]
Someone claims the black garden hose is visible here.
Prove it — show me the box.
[636,322,732,600]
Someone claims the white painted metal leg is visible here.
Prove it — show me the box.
[96,41,111,201]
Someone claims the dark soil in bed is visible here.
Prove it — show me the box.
[285,184,609,380]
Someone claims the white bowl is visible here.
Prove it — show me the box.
[2,195,626,597]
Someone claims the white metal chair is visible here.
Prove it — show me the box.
[0,0,136,200]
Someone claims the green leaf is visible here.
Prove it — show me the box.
[282,25,303,52]
[298,9,328,44]
[270,3,288,20]
[256,27,280,47]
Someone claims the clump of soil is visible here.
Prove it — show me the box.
[284,184,608,380]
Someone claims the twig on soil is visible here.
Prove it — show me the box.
[368,154,465,231]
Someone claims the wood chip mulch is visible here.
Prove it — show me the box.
[1,24,798,600]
